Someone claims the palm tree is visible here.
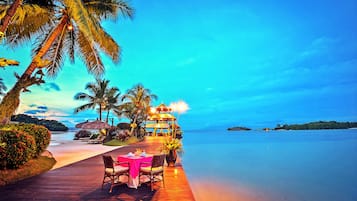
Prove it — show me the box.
[74,79,121,122]
[103,87,121,124]
[116,84,158,136]
[0,0,133,123]
[74,79,109,121]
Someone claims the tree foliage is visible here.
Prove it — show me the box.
[275,121,357,130]
[11,114,68,131]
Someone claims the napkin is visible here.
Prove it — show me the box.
[127,152,134,157]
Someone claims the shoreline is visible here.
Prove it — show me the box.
[47,140,122,170]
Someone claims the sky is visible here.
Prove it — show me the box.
[0,0,357,130]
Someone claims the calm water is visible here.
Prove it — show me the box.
[182,129,357,201]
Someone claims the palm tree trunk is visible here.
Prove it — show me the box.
[106,110,110,123]
[0,14,69,124]
[0,0,22,34]
[99,105,102,121]
[0,81,22,124]
[130,114,138,137]
[21,14,69,79]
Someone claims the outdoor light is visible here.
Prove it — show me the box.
[150,107,157,114]
[67,24,73,30]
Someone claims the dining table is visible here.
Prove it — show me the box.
[117,153,153,188]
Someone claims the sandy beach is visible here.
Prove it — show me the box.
[47,140,122,170]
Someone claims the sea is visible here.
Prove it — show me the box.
[48,129,357,200]
[181,129,357,201]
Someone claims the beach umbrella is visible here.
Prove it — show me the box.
[76,120,111,129]
[75,120,89,128]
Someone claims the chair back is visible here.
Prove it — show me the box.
[151,154,165,168]
[102,155,114,169]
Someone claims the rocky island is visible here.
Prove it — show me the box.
[227,126,251,131]
[274,121,357,130]
[11,114,68,131]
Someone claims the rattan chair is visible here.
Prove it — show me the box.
[139,154,166,191]
[102,155,130,193]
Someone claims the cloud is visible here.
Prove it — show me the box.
[24,110,44,115]
[37,106,48,110]
[176,57,198,67]
[43,83,61,92]
[298,36,337,60]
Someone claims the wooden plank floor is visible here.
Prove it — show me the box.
[0,137,195,201]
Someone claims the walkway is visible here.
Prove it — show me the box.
[0,137,195,201]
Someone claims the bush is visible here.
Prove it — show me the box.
[0,123,51,157]
[73,130,92,140]
[0,130,37,169]
[116,130,130,141]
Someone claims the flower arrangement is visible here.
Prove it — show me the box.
[161,138,183,154]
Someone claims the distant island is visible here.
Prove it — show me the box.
[11,114,68,131]
[274,121,357,130]
[227,126,251,131]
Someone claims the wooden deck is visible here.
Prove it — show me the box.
[0,137,195,201]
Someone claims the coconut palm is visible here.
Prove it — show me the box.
[0,0,133,123]
[103,87,121,124]
[74,79,120,122]
[0,0,55,45]
[116,84,157,136]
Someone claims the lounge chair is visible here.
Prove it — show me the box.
[88,134,106,144]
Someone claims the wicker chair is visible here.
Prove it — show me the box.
[139,154,166,191]
[102,155,130,193]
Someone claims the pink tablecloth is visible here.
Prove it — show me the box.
[117,154,153,188]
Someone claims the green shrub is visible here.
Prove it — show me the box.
[0,130,37,169]
[0,124,51,156]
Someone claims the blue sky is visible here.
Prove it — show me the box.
[1,0,357,130]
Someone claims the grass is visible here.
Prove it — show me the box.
[103,136,140,146]
[0,156,56,186]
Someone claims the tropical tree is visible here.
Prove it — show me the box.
[103,87,121,124]
[74,79,120,122]
[116,84,157,136]
[0,0,133,124]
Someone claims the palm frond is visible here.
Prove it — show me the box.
[45,22,69,77]
[63,0,97,44]
[92,23,120,63]
[4,4,54,47]
[83,0,134,21]
[67,26,75,63]
[74,92,94,101]
[74,103,95,113]
[76,30,104,76]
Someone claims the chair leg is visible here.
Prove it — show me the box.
[162,173,165,188]
[109,176,114,193]
[150,175,154,191]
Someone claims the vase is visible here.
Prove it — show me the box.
[166,150,177,167]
